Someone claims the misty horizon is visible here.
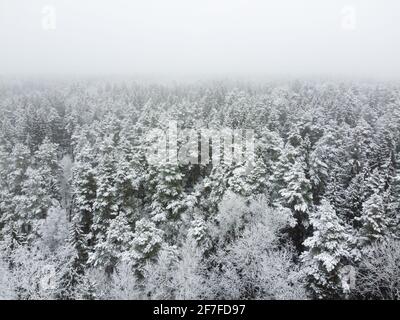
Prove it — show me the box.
[1,0,400,79]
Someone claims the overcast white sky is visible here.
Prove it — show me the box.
[0,0,399,78]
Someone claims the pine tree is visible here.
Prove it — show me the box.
[301,199,352,298]
[147,162,187,235]
[280,160,313,213]
[70,141,97,269]
[13,139,61,242]
[357,193,391,247]
[279,154,313,249]
[339,172,367,224]
[88,212,134,273]
[91,137,120,240]
[0,144,31,239]
[131,218,164,273]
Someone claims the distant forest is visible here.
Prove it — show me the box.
[0,79,399,300]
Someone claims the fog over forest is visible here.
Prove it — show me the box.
[1,1,400,301]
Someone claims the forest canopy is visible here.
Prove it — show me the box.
[0,79,399,300]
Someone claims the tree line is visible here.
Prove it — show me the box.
[0,79,399,299]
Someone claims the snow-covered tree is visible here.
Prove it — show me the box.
[357,193,391,247]
[355,239,400,300]
[131,218,164,272]
[301,199,352,298]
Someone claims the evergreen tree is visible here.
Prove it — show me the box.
[301,200,352,298]
[357,193,392,247]
[131,218,164,273]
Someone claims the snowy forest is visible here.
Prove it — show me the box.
[0,78,400,300]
